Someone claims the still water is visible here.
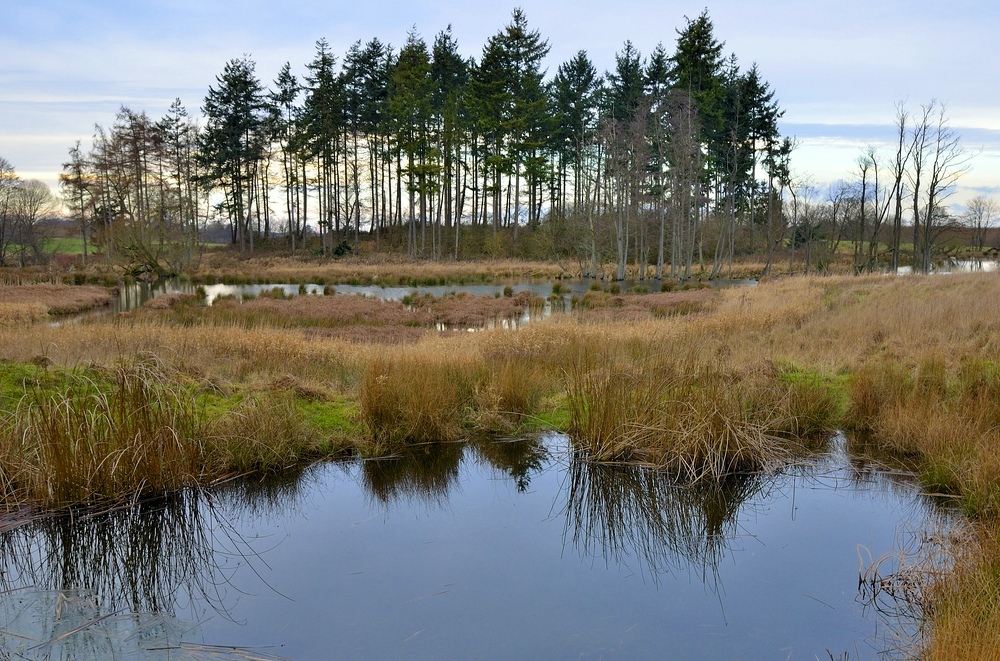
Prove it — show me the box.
[0,434,954,660]
[113,277,756,312]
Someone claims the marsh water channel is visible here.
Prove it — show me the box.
[107,256,1000,321]
[111,276,754,323]
[0,434,958,660]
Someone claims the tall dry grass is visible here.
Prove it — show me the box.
[0,358,328,510]
[360,353,473,449]
[565,350,838,479]
[921,522,1000,660]
[192,254,571,286]
[0,284,112,324]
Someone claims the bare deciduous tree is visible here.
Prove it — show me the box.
[909,101,972,272]
[963,195,998,252]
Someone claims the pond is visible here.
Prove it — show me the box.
[112,276,756,312]
[0,434,956,660]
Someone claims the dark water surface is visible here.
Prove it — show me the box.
[0,435,954,660]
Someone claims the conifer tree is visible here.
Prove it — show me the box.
[199,56,268,253]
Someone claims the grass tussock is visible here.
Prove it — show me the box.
[360,353,472,449]
[0,359,333,510]
[0,361,204,508]
[566,352,839,480]
[470,354,550,433]
[922,523,1000,660]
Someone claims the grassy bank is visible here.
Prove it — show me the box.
[1,271,1000,654]
[189,253,574,286]
[0,284,112,325]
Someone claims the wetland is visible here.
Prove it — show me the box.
[2,264,1000,658]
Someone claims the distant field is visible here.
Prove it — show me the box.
[44,237,97,255]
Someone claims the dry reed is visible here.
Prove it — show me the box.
[192,254,571,286]
[0,359,330,510]
[0,284,112,318]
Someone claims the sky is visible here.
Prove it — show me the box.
[3,0,999,208]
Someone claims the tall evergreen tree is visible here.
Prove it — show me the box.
[302,39,346,252]
[388,29,434,257]
[199,56,268,252]
[431,26,469,238]
[552,50,601,213]
[670,10,726,169]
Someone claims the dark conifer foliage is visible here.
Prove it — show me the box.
[63,9,790,277]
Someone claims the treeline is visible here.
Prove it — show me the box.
[61,9,792,279]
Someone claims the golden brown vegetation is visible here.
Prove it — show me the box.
[191,253,572,286]
[0,284,112,323]
[0,359,332,510]
[2,271,1000,655]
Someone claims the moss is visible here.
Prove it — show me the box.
[297,397,363,440]
[527,394,572,432]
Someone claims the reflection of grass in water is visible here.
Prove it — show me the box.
[0,489,290,659]
[210,462,319,522]
[562,458,773,583]
[0,492,221,615]
[468,437,548,492]
[360,442,465,506]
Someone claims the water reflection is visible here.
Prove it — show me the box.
[562,460,772,583]
[890,258,1000,275]
[0,491,277,659]
[361,442,466,506]
[0,435,960,659]
[468,437,547,492]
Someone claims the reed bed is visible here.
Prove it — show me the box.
[5,270,1000,654]
[0,284,112,318]
[0,359,334,511]
[191,254,571,286]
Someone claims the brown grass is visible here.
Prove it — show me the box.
[192,253,572,285]
[360,352,473,449]
[0,358,329,510]
[0,284,112,319]
[143,289,539,331]
[922,523,1000,660]
[410,290,537,327]
[4,270,1000,656]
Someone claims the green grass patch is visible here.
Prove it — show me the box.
[43,237,98,255]
[297,397,363,440]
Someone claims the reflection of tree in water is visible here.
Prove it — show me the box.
[361,442,465,506]
[468,437,548,492]
[562,459,772,583]
[0,489,287,660]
